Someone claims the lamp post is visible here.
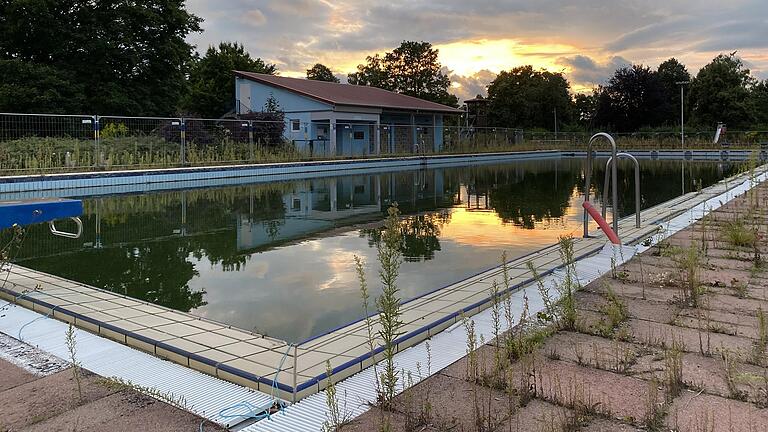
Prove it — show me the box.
[676,81,690,194]
[676,81,690,151]
[553,107,558,139]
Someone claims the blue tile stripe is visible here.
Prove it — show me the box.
[0,151,560,193]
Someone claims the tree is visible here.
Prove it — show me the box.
[383,41,458,107]
[182,42,277,117]
[573,92,598,127]
[690,53,756,128]
[656,58,691,124]
[486,66,572,129]
[592,65,667,131]
[263,92,282,113]
[348,42,458,107]
[348,54,392,89]
[0,0,202,115]
[306,63,339,83]
[0,0,201,115]
[751,80,768,126]
[0,60,85,113]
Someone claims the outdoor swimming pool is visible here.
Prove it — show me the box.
[11,157,742,341]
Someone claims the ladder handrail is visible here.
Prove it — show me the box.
[602,152,641,229]
[584,132,618,239]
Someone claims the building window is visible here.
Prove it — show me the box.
[316,126,327,140]
[292,198,301,210]
[291,119,301,132]
[353,131,364,140]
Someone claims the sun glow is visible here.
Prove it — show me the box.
[435,39,576,76]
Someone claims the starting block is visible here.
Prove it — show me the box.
[0,198,83,238]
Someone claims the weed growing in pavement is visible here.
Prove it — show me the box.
[321,360,351,432]
[723,218,756,248]
[489,280,503,374]
[721,348,748,401]
[664,338,684,400]
[527,261,559,328]
[595,284,629,338]
[556,235,580,331]
[754,307,767,365]
[376,204,405,409]
[463,315,478,383]
[65,323,83,403]
[354,255,381,397]
[731,277,749,299]
[355,203,404,409]
[644,377,665,430]
[99,376,191,411]
[671,245,702,307]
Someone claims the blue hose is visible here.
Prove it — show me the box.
[17,303,58,341]
[199,343,293,431]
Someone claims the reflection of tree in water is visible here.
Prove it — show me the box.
[591,161,743,217]
[262,219,285,241]
[475,168,581,229]
[18,184,290,311]
[361,211,452,261]
[27,239,206,312]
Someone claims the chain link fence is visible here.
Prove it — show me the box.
[1,112,767,175]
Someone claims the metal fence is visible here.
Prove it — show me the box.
[1,112,767,175]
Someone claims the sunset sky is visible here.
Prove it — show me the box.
[186,0,768,101]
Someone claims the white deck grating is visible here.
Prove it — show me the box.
[0,300,275,429]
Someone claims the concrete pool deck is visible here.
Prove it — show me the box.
[2,164,766,403]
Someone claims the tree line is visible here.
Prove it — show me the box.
[0,0,457,118]
[1,1,765,131]
[485,54,768,132]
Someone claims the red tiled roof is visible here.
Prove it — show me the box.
[234,71,462,114]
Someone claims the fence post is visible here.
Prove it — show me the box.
[93,115,100,169]
[292,344,298,403]
[180,118,186,166]
[248,120,254,162]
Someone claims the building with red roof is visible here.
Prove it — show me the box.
[234,71,461,156]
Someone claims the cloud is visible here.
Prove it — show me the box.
[185,0,768,91]
[556,55,632,89]
[241,9,267,26]
[448,69,497,102]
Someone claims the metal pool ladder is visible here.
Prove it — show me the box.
[602,152,641,230]
[583,133,641,242]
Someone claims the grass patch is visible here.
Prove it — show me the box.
[722,219,757,248]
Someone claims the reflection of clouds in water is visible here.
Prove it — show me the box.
[246,260,269,279]
[192,232,381,340]
[109,160,748,341]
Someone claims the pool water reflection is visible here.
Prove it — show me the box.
[15,158,741,341]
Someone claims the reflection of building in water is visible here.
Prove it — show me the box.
[461,185,492,212]
[236,171,446,250]
[236,176,379,250]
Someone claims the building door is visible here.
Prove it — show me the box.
[238,83,251,113]
[351,125,367,156]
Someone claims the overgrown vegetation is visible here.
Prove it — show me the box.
[98,376,189,410]
[595,285,629,338]
[65,323,83,402]
[354,204,404,422]
[671,245,702,307]
[376,204,405,408]
[723,218,757,248]
[321,360,351,432]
